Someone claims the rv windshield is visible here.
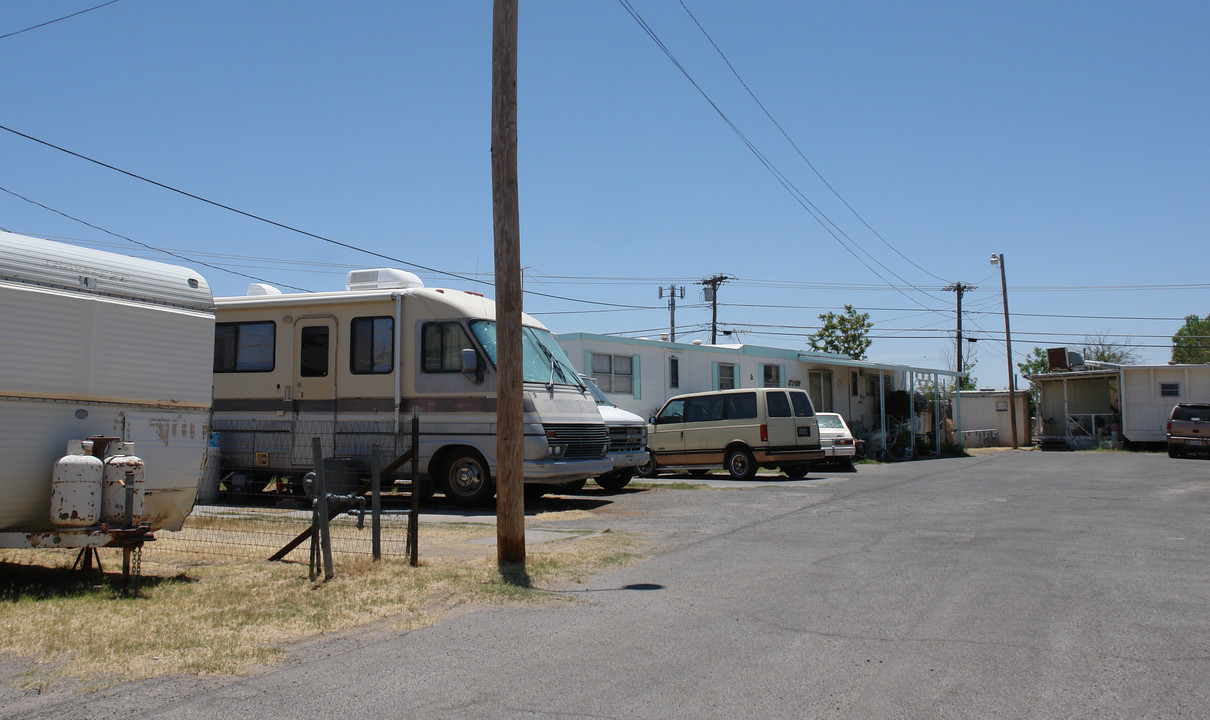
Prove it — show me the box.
[469,321,584,387]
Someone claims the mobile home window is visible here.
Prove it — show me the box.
[351,317,394,374]
[1160,382,1181,397]
[592,353,633,394]
[422,322,472,373]
[809,370,834,412]
[669,357,679,389]
[717,363,736,390]
[762,364,782,388]
[214,321,275,372]
[299,326,329,377]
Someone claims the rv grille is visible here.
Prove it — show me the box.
[543,423,609,460]
[608,425,646,453]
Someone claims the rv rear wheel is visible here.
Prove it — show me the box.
[442,450,495,507]
[725,448,757,481]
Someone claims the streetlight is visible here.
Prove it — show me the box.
[990,253,1019,448]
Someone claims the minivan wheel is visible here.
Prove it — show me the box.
[726,448,757,481]
[781,463,809,479]
[443,451,496,507]
[636,455,658,478]
[596,469,632,492]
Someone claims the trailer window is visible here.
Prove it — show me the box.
[351,316,393,374]
[214,321,275,373]
[423,322,473,373]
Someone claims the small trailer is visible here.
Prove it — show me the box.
[0,231,215,550]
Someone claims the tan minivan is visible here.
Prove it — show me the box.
[639,387,825,480]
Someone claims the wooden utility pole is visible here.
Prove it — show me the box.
[491,0,524,564]
[994,254,1019,449]
[700,274,730,344]
[944,282,976,387]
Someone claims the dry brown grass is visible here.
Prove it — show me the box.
[0,514,644,692]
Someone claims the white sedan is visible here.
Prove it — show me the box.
[816,413,857,466]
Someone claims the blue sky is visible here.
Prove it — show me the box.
[2,1,1207,390]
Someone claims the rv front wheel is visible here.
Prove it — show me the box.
[443,451,495,507]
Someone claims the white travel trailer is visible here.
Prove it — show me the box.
[210,270,611,506]
[0,232,215,547]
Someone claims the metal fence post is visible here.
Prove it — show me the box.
[371,444,382,562]
[311,437,334,580]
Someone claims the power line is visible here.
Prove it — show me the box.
[0,0,122,41]
[0,126,660,310]
[615,0,945,311]
[675,0,951,285]
[0,185,313,291]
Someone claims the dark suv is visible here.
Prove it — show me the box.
[1167,403,1210,458]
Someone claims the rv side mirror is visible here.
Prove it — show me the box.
[461,348,482,383]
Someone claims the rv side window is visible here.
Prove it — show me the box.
[214,321,275,372]
[423,322,473,373]
[789,390,816,418]
[351,317,394,374]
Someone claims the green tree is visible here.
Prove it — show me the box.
[1172,314,1210,364]
[808,305,872,360]
[1017,345,1051,407]
[1017,346,1050,378]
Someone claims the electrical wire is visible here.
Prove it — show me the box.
[615,0,946,311]
[0,185,313,291]
[0,0,122,41]
[676,0,952,285]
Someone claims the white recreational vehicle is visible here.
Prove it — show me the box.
[0,232,215,547]
[211,269,611,506]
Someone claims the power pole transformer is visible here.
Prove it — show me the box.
[699,274,731,344]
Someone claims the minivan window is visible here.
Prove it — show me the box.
[790,391,816,418]
[726,392,757,419]
[686,395,725,423]
[767,391,791,418]
[656,398,685,423]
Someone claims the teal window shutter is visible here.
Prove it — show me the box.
[780,365,787,388]
[712,361,720,390]
[632,354,641,400]
[583,350,593,377]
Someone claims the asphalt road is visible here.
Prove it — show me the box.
[10,450,1210,719]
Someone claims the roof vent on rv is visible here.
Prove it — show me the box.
[346,268,424,291]
[246,283,282,296]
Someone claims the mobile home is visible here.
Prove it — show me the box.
[211,270,610,506]
[0,232,214,545]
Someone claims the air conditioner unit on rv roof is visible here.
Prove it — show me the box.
[345,268,424,291]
